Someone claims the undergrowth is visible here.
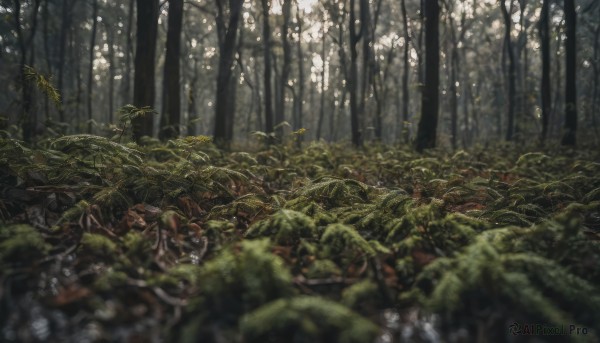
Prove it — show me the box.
[1,134,599,342]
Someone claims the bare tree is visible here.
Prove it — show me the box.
[539,0,551,143]
[132,0,159,142]
[213,0,244,147]
[500,0,516,141]
[87,0,98,134]
[415,0,439,152]
[261,0,274,135]
[561,0,577,145]
[160,0,184,141]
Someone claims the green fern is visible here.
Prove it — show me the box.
[298,177,370,208]
[245,209,317,245]
[240,296,379,343]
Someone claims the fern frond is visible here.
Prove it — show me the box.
[240,296,379,343]
[245,209,316,244]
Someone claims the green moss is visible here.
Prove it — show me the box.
[245,209,317,245]
[341,279,379,309]
[122,231,153,268]
[196,239,293,317]
[240,296,379,343]
[320,223,375,260]
[93,267,129,291]
[0,224,50,263]
[80,233,118,257]
[306,259,341,279]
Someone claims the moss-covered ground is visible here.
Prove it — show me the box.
[1,135,599,342]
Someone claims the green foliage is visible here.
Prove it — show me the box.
[24,65,61,109]
[321,224,375,263]
[80,233,118,257]
[413,218,600,332]
[3,137,600,341]
[298,177,370,208]
[0,224,50,263]
[240,296,379,343]
[246,209,317,244]
[194,239,293,318]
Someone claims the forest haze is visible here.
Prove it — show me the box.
[1,0,599,147]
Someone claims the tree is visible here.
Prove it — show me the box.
[400,0,410,143]
[214,0,244,147]
[160,0,184,141]
[276,0,292,138]
[13,0,41,143]
[87,0,98,134]
[132,0,159,143]
[539,0,551,143]
[348,0,362,146]
[561,0,577,145]
[415,0,439,152]
[500,0,516,141]
[261,0,274,135]
[295,0,305,143]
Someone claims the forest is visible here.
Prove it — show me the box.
[1,0,600,342]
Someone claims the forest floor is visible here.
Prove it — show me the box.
[1,135,600,342]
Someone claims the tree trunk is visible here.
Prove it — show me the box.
[295,1,305,144]
[561,0,577,145]
[57,0,72,123]
[187,58,198,136]
[500,0,516,141]
[213,0,243,147]
[261,0,274,135]
[415,0,439,152]
[104,18,116,124]
[448,13,459,150]
[276,0,292,138]
[122,0,135,107]
[317,18,326,141]
[400,0,410,143]
[358,0,371,136]
[348,0,362,146]
[13,0,41,143]
[159,0,184,141]
[87,0,98,134]
[132,0,159,142]
[539,0,551,143]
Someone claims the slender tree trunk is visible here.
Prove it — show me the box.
[132,0,159,142]
[261,0,274,135]
[14,0,41,143]
[42,0,51,121]
[448,14,459,150]
[187,58,198,136]
[57,0,71,123]
[87,0,98,134]
[106,23,115,124]
[349,0,362,146]
[317,19,326,141]
[214,0,243,147]
[591,23,600,138]
[539,0,551,143]
[561,0,577,145]
[358,0,371,135]
[253,49,263,131]
[122,0,135,106]
[159,0,184,141]
[276,0,292,138]
[401,0,410,143]
[500,0,516,141]
[415,0,439,152]
[295,1,305,144]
